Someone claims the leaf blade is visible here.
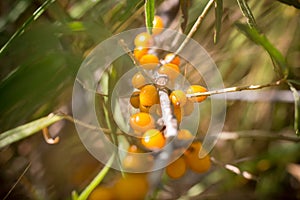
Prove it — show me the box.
[214,0,223,43]
[145,0,155,34]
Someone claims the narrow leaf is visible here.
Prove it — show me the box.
[145,0,155,34]
[288,82,300,136]
[235,22,288,77]
[236,0,258,30]
[0,114,63,148]
[180,0,190,32]
[214,0,223,43]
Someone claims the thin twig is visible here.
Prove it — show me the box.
[186,79,285,98]
[3,162,32,200]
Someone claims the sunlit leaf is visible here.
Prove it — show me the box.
[236,0,258,30]
[145,0,155,34]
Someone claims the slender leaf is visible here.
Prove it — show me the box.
[145,0,155,34]
[236,0,258,30]
[0,114,63,148]
[214,0,223,43]
[235,22,288,77]
[180,0,190,32]
[288,82,300,136]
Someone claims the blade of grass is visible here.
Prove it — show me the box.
[0,0,56,55]
[236,0,258,30]
[145,0,155,34]
[214,0,223,43]
[235,22,288,77]
[0,113,63,148]
[288,82,300,135]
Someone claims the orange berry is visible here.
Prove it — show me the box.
[183,100,194,116]
[123,145,153,171]
[139,54,160,70]
[141,129,166,150]
[140,84,159,107]
[132,72,146,89]
[177,129,193,140]
[114,173,149,200]
[134,47,148,61]
[89,187,115,200]
[170,90,187,107]
[186,85,208,103]
[134,32,152,47]
[164,53,180,65]
[152,15,164,35]
[130,91,140,108]
[173,106,183,122]
[166,157,187,179]
[184,142,211,173]
[129,112,155,134]
[158,63,180,80]
[139,104,150,113]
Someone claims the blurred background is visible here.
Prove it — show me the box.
[0,0,299,199]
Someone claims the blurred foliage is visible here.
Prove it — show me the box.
[0,0,299,199]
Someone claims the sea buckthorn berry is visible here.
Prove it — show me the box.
[130,112,155,134]
[134,47,148,61]
[170,90,187,107]
[134,32,152,47]
[158,63,180,80]
[152,15,164,35]
[164,53,180,65]
[141,129,166,150]
[186,85,208,103]
[184,142,211,173]
[139,104,150,113]
[114,173,149,200]
[130,91,140,108]
[140,84,159,107]
[166,157,187,179]
[89,187,115,200]
[139,54,160,70]
[177,129,193,140]
[183,100,194,116]
[123,145,154,171]
[132,72,146,89]
[174,106,184,122]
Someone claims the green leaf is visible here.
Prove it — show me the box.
[145,0,155,34]
[236,0,258,30]
[0,114,64,148]
[179,0,190,32]
[235,22,288,77]
[288,82,300,136]
[214,0,223,43]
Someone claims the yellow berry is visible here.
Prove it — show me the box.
[164,53,180,65]
[141,129,166,150]
[184,142,211,173]
[139,104,150,113]
[134,32,152,47]
[174,106,184,122]
[129,112,155,134]
[140,84,159,107]
[132,72,146,89]
[130,91,140,108]
[166,157,187,179]
[177,129,193,140]
[158,63,180,80]
[186,85,208,103]
[139,54,160,70]
[134,47,148,61]
[170,90,187,107]
[89,187,115,200]
[152,15,164,35]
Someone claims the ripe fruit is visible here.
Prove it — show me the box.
[184,142,211,173]
[173,106,183,122]
[158,63,180,80]
[166,157,187,179]
[114,173,149,200]
[130,91,140,108]
[89,187,115,200]
[170,90,187,107]
[152,15,164,35]
[134,32,152,47]
[123,145,153,171]
[186,85,208,103]
[164,53,180,65]
[129,112,155,134]
[177,129,193,140]
[139,84,159,107]
[134,47,148,61]
[141,129,166,150]
[139,104,150,113]
[132,72,146,89]
[139,54,160,70]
